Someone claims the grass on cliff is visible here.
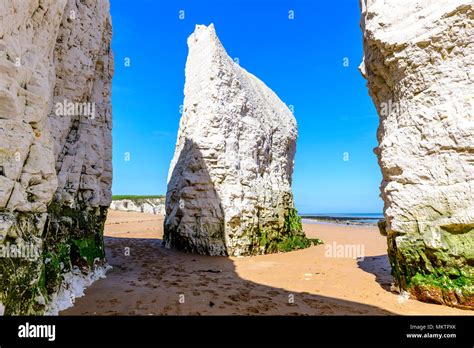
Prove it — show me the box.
[112,195,164,200]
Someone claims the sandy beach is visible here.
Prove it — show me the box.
[61,210,472,315]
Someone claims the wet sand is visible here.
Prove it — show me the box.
[61,210,472,315]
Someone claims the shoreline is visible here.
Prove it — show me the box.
[300,214,383,227]
[301,218,380,227]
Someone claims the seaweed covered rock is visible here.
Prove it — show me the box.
[164,24,309,256]
[0,0,113,315]
[360,0,473,309]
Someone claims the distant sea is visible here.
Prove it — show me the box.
[300,213,384,226]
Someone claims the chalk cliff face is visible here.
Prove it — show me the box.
[0,0,113,314]
[164,24,308,256]
[110,198,166,215]
[360,0,473,308]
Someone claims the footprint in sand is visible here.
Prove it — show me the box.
[203,289,217,294]
[109,298,120,305]
[247,307,259,314]
[162,305,173,314]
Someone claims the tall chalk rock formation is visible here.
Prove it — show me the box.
[0,0,113,314]
[164,24,308,256]
[360,0,473,308]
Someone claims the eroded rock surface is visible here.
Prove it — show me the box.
[164,24,309,256]
[0,0,113,314]
[360,0,473,308]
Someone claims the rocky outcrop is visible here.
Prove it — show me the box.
[360,0,473,308]
[164,24,309,256]
[0,0,113,314]
[110,198,166,215]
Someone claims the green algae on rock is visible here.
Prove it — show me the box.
[0,204,108,315]
[248,208,321,255]
[386,227,474,309]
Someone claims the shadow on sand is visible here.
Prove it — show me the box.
[61,236,395,315]
[357,255,393,292]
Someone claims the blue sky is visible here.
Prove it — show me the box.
[110,0,382,214]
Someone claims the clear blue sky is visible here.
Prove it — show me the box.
[110,0,383,214]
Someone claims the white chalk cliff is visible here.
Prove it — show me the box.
[110,198,166,215]
[360,0,473,308]
[164,24,308,256]
[0,0,113,314]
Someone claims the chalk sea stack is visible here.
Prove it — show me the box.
[164,24,309,256]
[0,0,113,314]
[360,0,473,308]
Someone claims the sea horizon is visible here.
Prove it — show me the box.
[300,212,384,226]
